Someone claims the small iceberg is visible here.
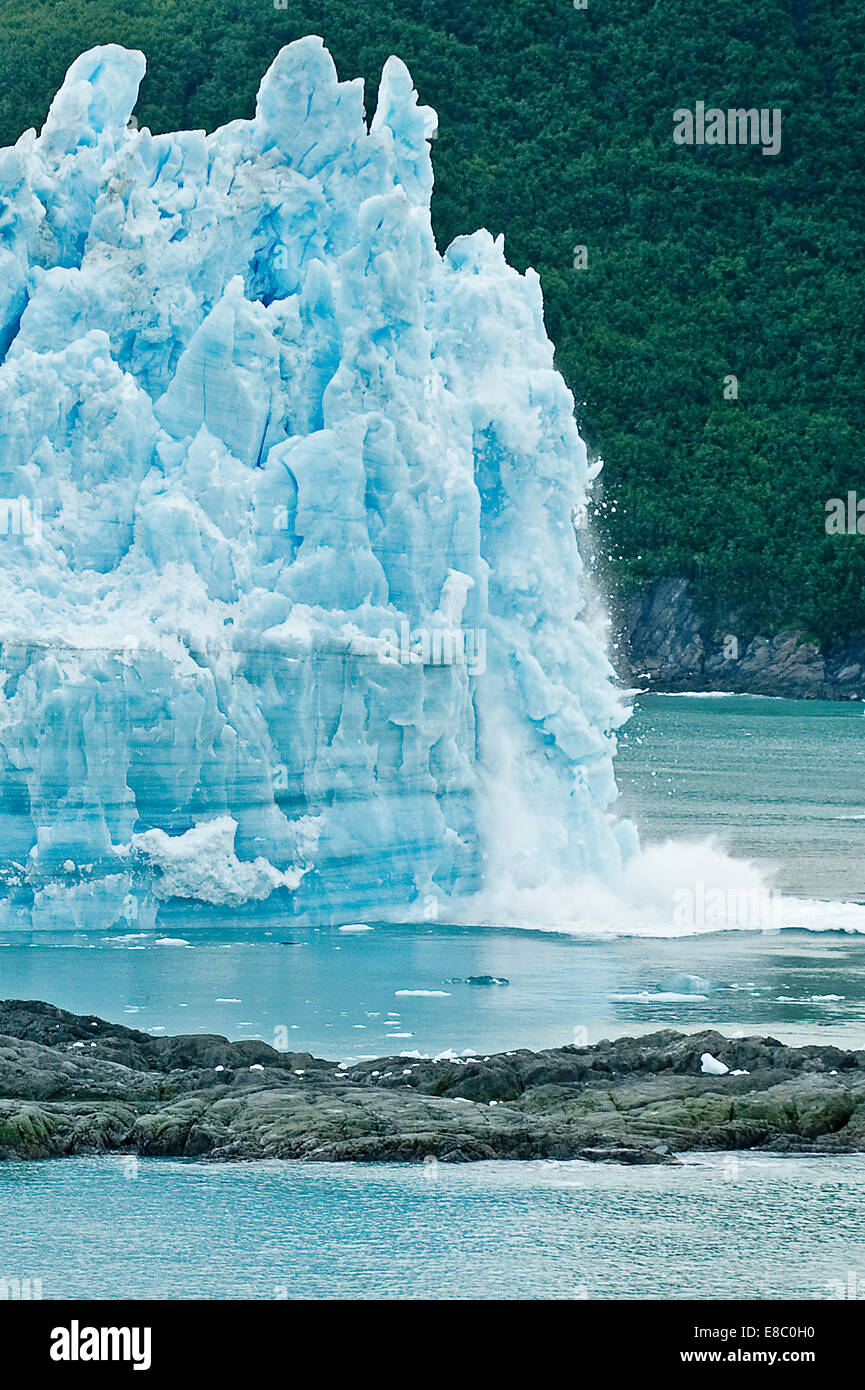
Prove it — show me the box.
[663,973,711,995]
[446,976,510,987]
[611,991,709,1003]
[394,989,451,997]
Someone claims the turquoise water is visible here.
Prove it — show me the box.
[0,1152,861,1300]
[2,696,864,1059]
[2,694,865,1301]
[1,925,864,1058]
[617,694,865,901]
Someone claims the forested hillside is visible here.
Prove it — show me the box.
[1,0,862,644]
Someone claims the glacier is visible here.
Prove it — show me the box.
[0,37,636,932]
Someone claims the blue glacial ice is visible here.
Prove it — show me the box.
[0,38,636,932]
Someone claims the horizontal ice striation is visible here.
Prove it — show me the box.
[0,39,634,931]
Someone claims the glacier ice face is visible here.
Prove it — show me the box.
[0,37,634,930]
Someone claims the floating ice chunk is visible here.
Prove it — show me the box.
[610,991,708,1003]
[663,973,711,995]
[445,976,509,987]
[394,989,451,997]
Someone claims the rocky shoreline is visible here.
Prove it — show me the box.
[1,1001,864,1165]
[613,578,865,700]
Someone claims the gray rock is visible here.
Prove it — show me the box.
[1,1002,865,1166]
[614,578,865,700]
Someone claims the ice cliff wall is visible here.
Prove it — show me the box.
[0,39,634,930]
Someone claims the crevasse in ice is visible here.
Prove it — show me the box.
[0,38,635,930]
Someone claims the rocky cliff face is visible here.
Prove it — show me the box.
[613,578,865,700]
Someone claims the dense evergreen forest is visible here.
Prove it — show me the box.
[1,0,862,644]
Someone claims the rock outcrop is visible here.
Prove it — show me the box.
[2,1000,864,1165]
[614,577,865,699]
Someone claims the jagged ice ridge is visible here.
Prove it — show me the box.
[0,38,635,931]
